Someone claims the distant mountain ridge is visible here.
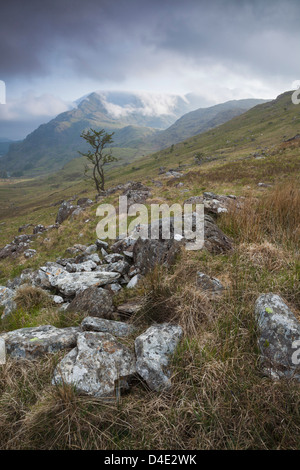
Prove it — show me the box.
[0,91,268,176]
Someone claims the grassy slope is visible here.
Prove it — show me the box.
[0,91,299,449]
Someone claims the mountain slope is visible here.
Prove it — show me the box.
[147,99,268,149]
[0,91,267,177]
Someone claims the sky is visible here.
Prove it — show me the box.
[0,0,300,139]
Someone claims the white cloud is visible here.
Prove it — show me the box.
[0,91,74,121]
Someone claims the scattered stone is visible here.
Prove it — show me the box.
[52,331,136,397]
[33,224,46,234]
[85,244,97,254]
[67,286,114,318]
[204,215,233,254]
[0,286,17,318]
[135,323,183,391]
[77,198,93,207]
[255,293,300,381]
[24,249,37,259]
[56,201,78,224]
[106,283,122,294]
[0,234,35,259]
[97,260,130,276]
[52,295,64,304]
[104,253,124,263]
[38,266,120,297]
[126,274,142,289]
[196,272,224,295]
[96,239,109,250]
[117,301,144,316]
[0,325,79,360]
[81,317,135,337]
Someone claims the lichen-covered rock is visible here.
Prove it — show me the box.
[52,331,136,397]
[133,238,182,275]
[0,325,79,360]
[81,317,135,337]
[67,286,114,318]
[135,323,183,391]
[255,293,300,380]
[38,265,120,296]
[0,286,17,319]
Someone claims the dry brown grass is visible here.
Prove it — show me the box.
[14,285,54,311]
[221,179,300,247]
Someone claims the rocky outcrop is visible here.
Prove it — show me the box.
[255,293,300,381]
[135,323,183,391]
[0,325,79,360]
[52,331,136,397]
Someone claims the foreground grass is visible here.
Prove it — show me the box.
[0,181,299,449]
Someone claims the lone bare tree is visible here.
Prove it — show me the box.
[79,128,117,193]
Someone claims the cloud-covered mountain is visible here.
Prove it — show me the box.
[0,91,267,176]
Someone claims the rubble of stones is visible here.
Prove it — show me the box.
[1,182,298,396]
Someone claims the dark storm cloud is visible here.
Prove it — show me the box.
[1,0,300,83]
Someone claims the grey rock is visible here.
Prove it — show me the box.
[135,323,183,391]
[0,286,17,319]
[0,325,79,360]
[96,239,109,250]
[117,301,144,315]
[104,253,124,263]
[52,295,64,304]
[196,272,224,295]
[97,260,130,275]
[126,274,142,289]
[255,293,300,381]
[52,331,136,397]
[56,201,77,224]
[67,286,114,318]
[77,197,93,207]
[81,316,135,337]
[24,249,37,259]
[38,266,120,297]
[85,244,97,254]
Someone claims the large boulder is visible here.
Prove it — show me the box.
[135,323,183,391]
[67,287,114,318]
[0,325,79,360]
[255,293,300,381]
[133,238,183,275]
[38,265,120,297]
[52,331,136,397]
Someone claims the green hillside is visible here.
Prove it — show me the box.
[0,92,266,177]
